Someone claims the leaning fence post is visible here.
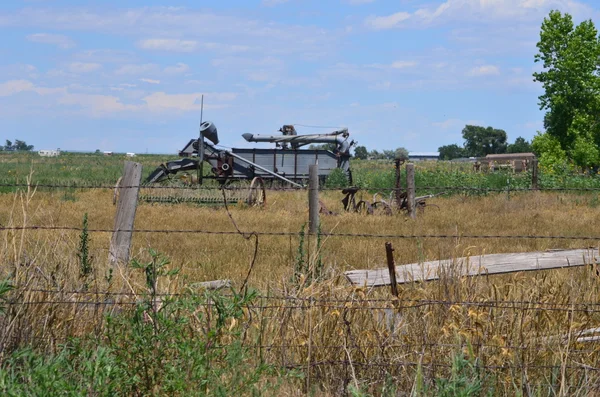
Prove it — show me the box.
[308,164,320,234]
[109,161,142,267]
[406,163,416,219]
[385,242,399,297]
[531,158,539,191]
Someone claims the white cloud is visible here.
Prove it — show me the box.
[0,7,334,59]
[68,62,102,73]
[0,79,237,116]
[115,64,159,75]
[143,92,237,112]
[391,60,418,69]
[164,63,190,74]
[26,33,75,49]
[0,79,65,97]
[345,0,376,4]
[468,65,500,76]
[365,12,410,29]
[365,0,593,29]
[58,93,136,115]
[138,38,199,52]
[0,80,34,96]
[140,78,160,84]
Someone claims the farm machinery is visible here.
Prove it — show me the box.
[140,121,355,206]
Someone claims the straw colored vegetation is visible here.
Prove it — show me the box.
[0,157,600,395]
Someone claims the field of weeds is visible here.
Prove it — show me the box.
[1,154,600,395]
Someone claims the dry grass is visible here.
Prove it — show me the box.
[1,186,600,395]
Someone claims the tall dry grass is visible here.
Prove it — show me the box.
[1,185,600,395]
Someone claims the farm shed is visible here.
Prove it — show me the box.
[409,152,439,161]
[126,152,136,157]
[38,149,60,157]
[103,151,113,156]
[485,152,536,172]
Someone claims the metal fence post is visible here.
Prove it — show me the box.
[406,163,416,219]
[308,164,320,234]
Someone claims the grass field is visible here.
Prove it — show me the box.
[1,153,600,395]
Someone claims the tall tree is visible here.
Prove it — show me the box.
[354,145,368,159]
[462,125,508,157]
[438,144,466,160]
[394,147,409,160]
[507,137,532,153]
[533,10,600,169]
[14,140,33,151]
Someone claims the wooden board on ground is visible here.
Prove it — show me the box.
[345,249,598,287]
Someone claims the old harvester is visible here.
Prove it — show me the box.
[140,122,354,206]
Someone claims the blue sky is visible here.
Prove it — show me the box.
[0,0,598,154]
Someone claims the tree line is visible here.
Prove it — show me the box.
[1,140,34,152]
[438,126,532,160]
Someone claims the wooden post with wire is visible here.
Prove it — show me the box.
[109,161,142,267]
[531,158,539,191]
[308,164,320,234]
[385,242,399,297]
[394,159,403,211]
[406,163,416,219]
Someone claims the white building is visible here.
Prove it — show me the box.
[126,152,136,157]
[408,152,439,161]
[38,149,61,157]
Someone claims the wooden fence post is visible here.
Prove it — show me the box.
[531,159,539,191]
[385,242,399,297]
[394,159,403,211]
[308,164,319,234]
[109,161,142,266]
[406,163,416,219]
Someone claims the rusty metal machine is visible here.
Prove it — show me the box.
[140,121,354,205]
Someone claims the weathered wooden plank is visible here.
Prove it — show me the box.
[195,279,232,290]
[109,162,142,266]
[345,249,598,287]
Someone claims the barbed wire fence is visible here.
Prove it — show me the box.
[1,177,600,392]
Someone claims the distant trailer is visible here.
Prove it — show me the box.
[485,153,536,173]
[126,152,136,157]
[409,152,439,162]
[38,150,60,157]
[104,151,113,156]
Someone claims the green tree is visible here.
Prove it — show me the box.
[394,147,409,160]
[14,140,33,151]
[532,131,569,173]
[507,137,532,153]
[462,125,507,157]
[368,150,385,160]
[438,144,466,160]
[2,139,33,151]
[533,10,600,169]
[354,145,368,159]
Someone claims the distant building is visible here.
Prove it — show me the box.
[126,152,136,157]
[484,153,536,173]
[409,152,439,161]
[103,151,113,156]
[38,149,61,157]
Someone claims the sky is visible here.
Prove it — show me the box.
[0,0,599,154]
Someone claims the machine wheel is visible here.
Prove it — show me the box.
[247,177,266,207]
